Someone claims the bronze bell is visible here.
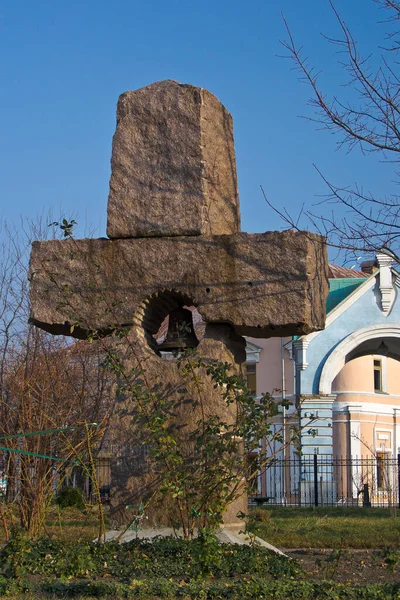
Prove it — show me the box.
[158,307,199,351]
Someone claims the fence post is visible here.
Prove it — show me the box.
[362,483,371,508]
[397,450,400,509]
[313,451,319,507]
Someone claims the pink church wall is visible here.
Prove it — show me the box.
[332,356,373,393]
[332,355,400,396]
[332,354,400,461]
[247,337,294,397]
[387,358,400,394]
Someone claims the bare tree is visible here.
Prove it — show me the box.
[0,218,113,538]
[272,0,400,265]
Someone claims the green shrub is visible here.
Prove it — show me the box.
[2,577,400,599]
[1,536,399,599]
[0,535,301,580]
[55,486,86,510]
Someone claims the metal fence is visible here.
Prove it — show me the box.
[251,454,400,508]
[96,453,400,508]
[10,451,396,508]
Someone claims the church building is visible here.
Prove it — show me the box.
[247,254,400,505]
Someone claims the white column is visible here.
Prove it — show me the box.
[394,408,400,457]
[348,405,362,499]
[293,339,310,371]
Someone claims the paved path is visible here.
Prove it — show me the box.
[104,526,286,556]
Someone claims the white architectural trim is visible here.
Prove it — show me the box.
[338,417,395,425]
[375,428,392,453]
[333,391,399,397]
[245,340,262,363]
[285,340,294,360]
[333,399,400,416]
[373,354,387,393]
[319,324,400,395]
[394,408,400,455]
[297,275,376,346]
[325,275,375,325]
[348,405,362,456]
[293,339,310,371]
[296,260,400,346]
[376,253,395,315]
[347,405,363,496]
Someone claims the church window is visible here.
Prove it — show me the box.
[246,363,257,396]
[374,359,383,392]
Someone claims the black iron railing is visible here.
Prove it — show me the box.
[250,454,400,507]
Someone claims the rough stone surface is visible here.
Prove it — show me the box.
[29,230,328,340]
[106,80,241,239]
[108,324,248,528]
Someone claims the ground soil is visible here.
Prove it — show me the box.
[286,548,400,584]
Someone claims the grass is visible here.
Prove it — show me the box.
[0,505,105,545]
[3,503,400,548]
[2,504,400,549]
[249,506,400,548]
[43,505,106,542]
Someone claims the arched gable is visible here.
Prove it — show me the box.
[319,324,400,394]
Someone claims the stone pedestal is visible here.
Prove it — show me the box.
[108,324,247,528]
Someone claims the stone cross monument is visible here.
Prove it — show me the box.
[29,80,328,526]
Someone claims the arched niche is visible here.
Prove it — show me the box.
[319,324,400,395]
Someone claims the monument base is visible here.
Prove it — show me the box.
[107,323,249,531]
[104,525,286,556]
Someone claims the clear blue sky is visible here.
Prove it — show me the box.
[0,0,391,262]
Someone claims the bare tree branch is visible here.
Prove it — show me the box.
[274,1,400,264]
